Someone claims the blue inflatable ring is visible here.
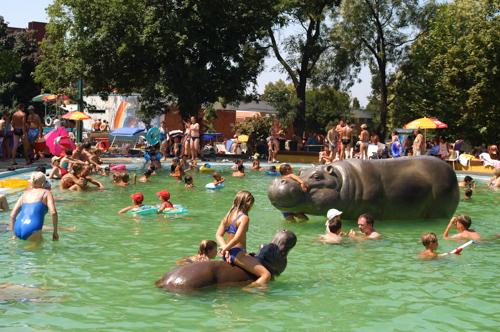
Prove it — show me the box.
[128,204,188,216]
[266,171,280,176]
[205,182,224,190]
[146,127,161,146]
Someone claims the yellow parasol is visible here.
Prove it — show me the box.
[238,135,249,143]
[403,117,447,129]
[62,111,92,121]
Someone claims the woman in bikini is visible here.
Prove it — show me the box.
[215,191,272,287]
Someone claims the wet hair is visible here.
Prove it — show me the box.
[279,163,292,175]
[198,240,217,256]
[464,176,473,183]
[252,159,260,166]
[465,188,473,198]
[122,173,130,183]
[327,218,342,234]
[359,213,375,226]
[421,232,438,247]
[457,215,472,230]
[144,169,153,177]
[35,166,47,174]
[71,163,84,175]
[225,191,255,221]
[270,166,277,172]
[213,172,222,180]
[184,175,193,184]
[237,164,244,172]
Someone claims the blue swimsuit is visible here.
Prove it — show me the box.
[14,192,49,240]
[223,212,246,264]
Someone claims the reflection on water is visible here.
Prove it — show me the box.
[0,168,498,330]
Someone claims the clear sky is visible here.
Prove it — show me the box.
[1,0,371,106]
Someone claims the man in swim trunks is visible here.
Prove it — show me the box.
[11,104,29,165]
[340,121,352,160]
[359,124,370,160]
[26,105,43,161]
[189,116,200,161]
[348,213,381,240]
[443,215,480,241]
[326,124,338,160]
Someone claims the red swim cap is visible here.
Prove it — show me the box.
[156,190,170,200]
[131,192,144,203]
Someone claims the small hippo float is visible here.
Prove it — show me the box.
[268,156,459,220]
[155,230,297,292]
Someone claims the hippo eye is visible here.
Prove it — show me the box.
[312,173,323,181]
[326,165,336,177]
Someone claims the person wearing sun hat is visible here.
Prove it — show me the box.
[318,208,344,244]
[49,155,66,179]
[118,192,144,214]
[156,190,174,213]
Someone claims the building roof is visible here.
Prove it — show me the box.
[213,101,277,114]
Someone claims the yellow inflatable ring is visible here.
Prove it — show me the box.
[200,165,215,173]
[0,179,29,189]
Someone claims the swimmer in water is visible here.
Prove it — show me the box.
[156,190,174,213]
[464,188,473,201]
[176,240,217,265]
[459,175,476,189]
[113,173,130,187]
[9,172,58,241]
[232,164,245,177]
[184,175,194,189]
[170,159,183,181]
[215,191,272,287]
[443,215,481,241]
[251,159,262,171]
[318,209,344,244]
[279,164,308,221]
[489,168,500,188]
[118,192,144,214]
[0,194,9,211]
[212,172,225,186]
[139,169,153,183]
[419,232,440,259]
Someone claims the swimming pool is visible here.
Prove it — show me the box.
[0,164,498,330]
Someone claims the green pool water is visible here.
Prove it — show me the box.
[1,167,499,331]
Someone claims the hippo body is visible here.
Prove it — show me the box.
[268,156,459,220]
[156,230,297,292]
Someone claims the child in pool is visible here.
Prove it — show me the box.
[113,173,130,187]
[268,165,278,173]
[419,232,440,259]
[252,159,262,171]
[279,164,308,221]
[170,158,184,181]
[176,240,218,265]
[464,188,473,201]
[215,191,272,287]
[232,164,245,177]
[184,175,194,188]
[459,175,476,189]
[118,192,144,214]
[139,169,153,183]
[212,172,225,186]
[156,190,174,213]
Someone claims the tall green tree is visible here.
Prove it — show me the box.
[339,0,424,139]
[390,0,500,145]
[0,16,39,106]
[36,0,276,119]
[268,0,343,135]
[262,79,350,133]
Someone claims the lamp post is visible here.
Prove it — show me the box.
[76,78,84,142]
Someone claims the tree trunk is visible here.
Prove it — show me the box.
[378,62,388,140]
[294,79,307,137]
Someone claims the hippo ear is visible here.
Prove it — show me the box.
[325,165,342,189]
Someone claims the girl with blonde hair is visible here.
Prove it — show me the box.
[216,191,271,287]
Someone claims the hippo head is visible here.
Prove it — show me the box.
[256,230,297,276]
[267,165,342,215]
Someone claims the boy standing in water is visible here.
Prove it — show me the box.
[419,232,440,259]
[318,209,344,244]
[279,164,308,221]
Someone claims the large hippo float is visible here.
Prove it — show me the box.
[268,156,459,220]
[155,230,297,292]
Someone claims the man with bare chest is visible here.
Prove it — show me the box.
[26,106,43,161]
[340,121,352,160]
[11,104,30,165]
